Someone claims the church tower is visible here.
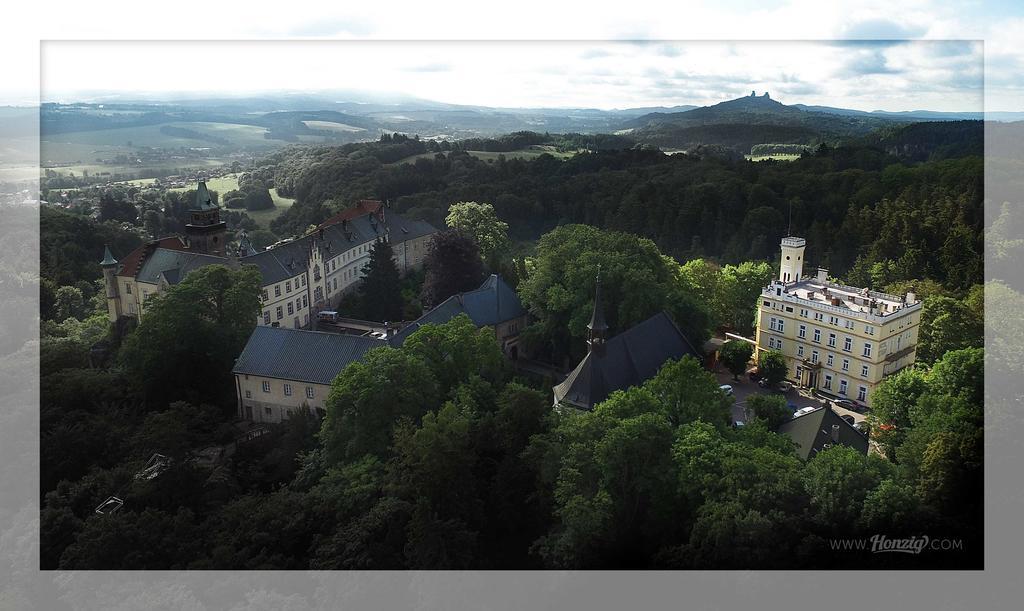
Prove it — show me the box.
[100,245,122,322]
[587,270,608,356]
[779,236,806,283]
[185,180,227,256]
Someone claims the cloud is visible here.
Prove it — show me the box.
[404,62,452,73]
[840,17,927,40]
[287,17,374,37]
[579,48,611,60]
[835,47,901,77]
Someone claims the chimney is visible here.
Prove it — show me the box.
[816,267,828,283]
[831,424,840,443]
[906,291,916,304]
[831,297,841,306]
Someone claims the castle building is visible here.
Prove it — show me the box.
[552,274,702,411]
[100,182,436,330]
[754,237,921,407]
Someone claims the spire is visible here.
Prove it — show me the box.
[100,245,118,267]
[587,267,608,355]
[193,180,217,211]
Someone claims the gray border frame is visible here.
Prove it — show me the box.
[1,38,1019,610]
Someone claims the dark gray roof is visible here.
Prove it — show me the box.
[194,181,217,211]
[553,311,702,410]
[233,326,387,385]
[391,274,527,345]
[241,211,434,285]
[100,245,117,266]
[135,248,225,285]
[776,405,869,460]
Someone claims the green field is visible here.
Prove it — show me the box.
[303,120,366,133]
[169,173,241,195]
[170,174,294,229]
[745,153,802,162]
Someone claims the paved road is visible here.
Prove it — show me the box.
[714,371,867,425]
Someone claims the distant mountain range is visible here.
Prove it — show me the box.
[39,90,1015,155]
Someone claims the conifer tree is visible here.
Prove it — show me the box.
[358,238,404,322]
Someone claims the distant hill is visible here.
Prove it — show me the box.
[622,92,905,153]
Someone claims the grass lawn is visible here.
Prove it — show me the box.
[246,188,296,228]
[745,153,802,162]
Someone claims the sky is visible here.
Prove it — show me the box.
[5,0,1024,111]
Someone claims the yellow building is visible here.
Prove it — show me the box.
[754,237,921,407]
[101,185,436,330]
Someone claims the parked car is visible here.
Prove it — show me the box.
[840,414,856,426]
[777,381,792,392]
[757,378,769,388]
[317,310,339,323]
[719,384,734,397]
[733,420,746,428]
[833,398,864,413]
[793,406,819,418]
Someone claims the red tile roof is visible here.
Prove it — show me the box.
[318,200,383,229]
[117,236,191,279]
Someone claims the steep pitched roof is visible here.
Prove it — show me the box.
[233,326,387,385]
[136,248,225,285]
[390,274,527,345]
[553,311,702,411]
[116,237,195,279]
[776,405,869,460]
[193,181,218,211]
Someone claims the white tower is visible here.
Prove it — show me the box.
[779,237,806,283]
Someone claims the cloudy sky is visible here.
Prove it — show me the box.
[9,0,1024,111]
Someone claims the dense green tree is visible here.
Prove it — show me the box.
[119,264,262,407]
[644,356,733,430]
[867,367,930,459]
[320,347,439,464]
[745,393,789,429]
[916,293,984,363]
[757,349,787,386]
[420,229,486,308]
[445,201,510,270]
[357,237,404,322]
[720,261,773,333]
[401,314,506,399]
[719,340,753,381]
[519,224,709,364]
[802,445,893,530]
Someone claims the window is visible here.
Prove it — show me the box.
[858,386,867,402]
[824,374,832,390]
[263,311,270,325]
[314,287,323,302]
[798,324,806,339]
[142,290,149,299]
[287,302,294,315]
[284,383,292,396]
[800,308,808,318]
[843,337,852,352]
[827,353,834,367]
[811,350,819,364]
[262,381,270,393]
[306,386,315,399]
[861,365,870,378]
[839,380,848,395]
[265,407,272,415]
[763,300,772,307]
[294,317,300,328]
[768,337,776,349]
[262,289,269,301]
[845,319,854,329]
[814,312,823,322]
[334,278,338,290]
[125,283,132,295]
[314,265,321,281]
[245,390,252,398]
[276,306,283,320]
[842,358,850,372]
[797,345,804,357]
[863,342,872,358]
[828,333,836,347]
[303,295,308,308]
[777,319,784,333]
[865,325,875,335]
[769,317,777,331]
[828,316,838,326]
[813,329,821,343]
[776,340,783,351]
[286,281,292,293]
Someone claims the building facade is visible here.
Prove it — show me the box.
[233,326,387,423]
[754,237,921,407]
[101,183,436,330]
